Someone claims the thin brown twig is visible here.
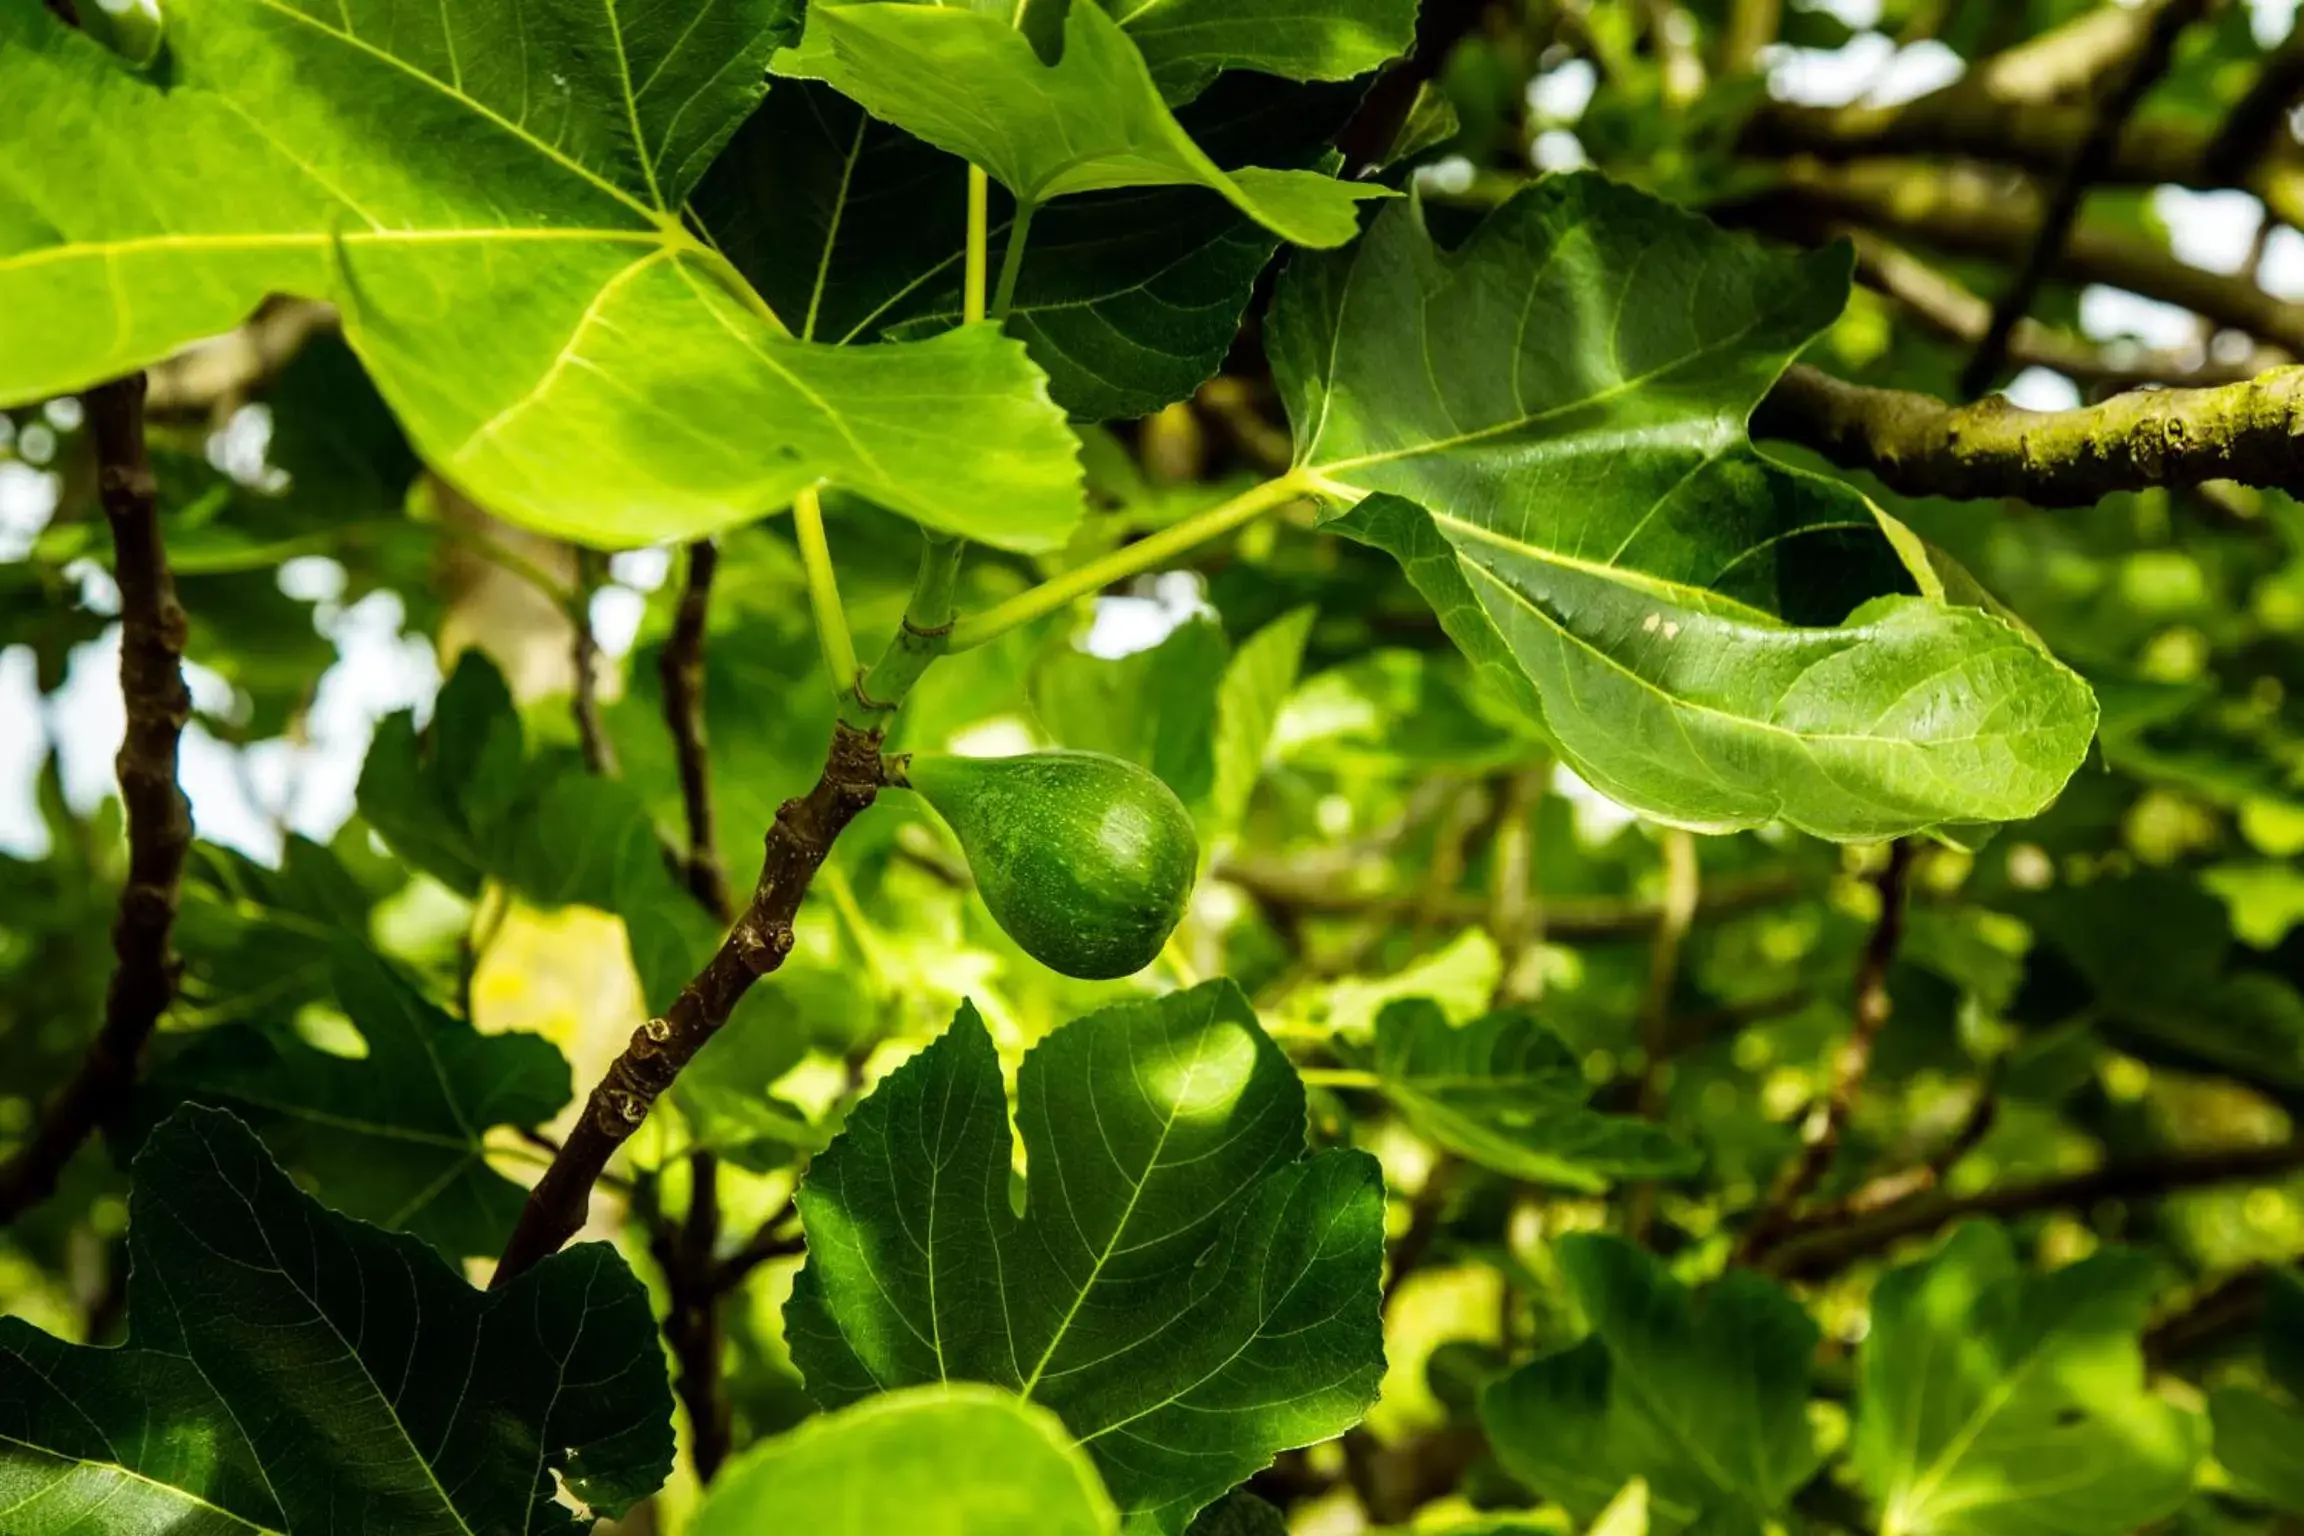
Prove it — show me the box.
[1626,829,1699,1242]
[2145,1265,2273,1368]
[1737,840,1915,1268]
[570,548,619,779]
[660,540,733,924]
[2206,26,2304,181]
[1738,161,2304,354]
[1779,1065,1998,1234]
[714,1212,807,1292]
[0,375,193,1226]
[1770,1136,2304,1279]
[492,723,888,1286]
[637,1162,732,1481]
[1962,0,2209,397]
[1217,858,1800,941]
[1384,1155,1457,1307]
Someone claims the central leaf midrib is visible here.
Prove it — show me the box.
[1015,1029,1214,1400]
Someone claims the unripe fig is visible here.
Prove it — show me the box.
[900,750,1198,980]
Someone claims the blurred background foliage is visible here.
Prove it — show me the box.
[8,0,2304,1531]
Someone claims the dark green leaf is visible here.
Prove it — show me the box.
[0,1105,672,1532]
[1482,1235,1819,1534]
[785,981,1387,1534]
[143,946,569,1260]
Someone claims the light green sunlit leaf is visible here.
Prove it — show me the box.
[779,1,1390,247]
[1852,1223,2206,1536]
[691,1385,1119,1536]
[1269,175,2098,841]
[0,0,1081,551]
[1370,999,1698,1191]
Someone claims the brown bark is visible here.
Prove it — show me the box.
[0,375,193,1224]
[660,540,733,924]
[1757,361,2304,506]
[492,721,888,1286]
[1961,0,2209,397]
[1769,1137,2304,1278]
[1737,840,1914,1268]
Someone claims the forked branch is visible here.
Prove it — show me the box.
[493,722,888,1284]
[0,375,193,1224]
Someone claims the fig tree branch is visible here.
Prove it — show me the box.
[1767,1134,2304,1278]
[1742,66,2304,227]
[492,721,888,1285]
[1738,839,1914,1268]
[1737,163,2304,352]
[1842,226,2277,389]
[1217,858,1804,939]
[661,539,733,923]
[1961,0,2207,397]
[2206,26,2304,181]
[570,547,619,779]
[1756,361,2304,505]
[0,375,193,1225]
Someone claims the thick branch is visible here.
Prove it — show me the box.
[1768,1136,2304,1278]
[1739,162,2304,353]
[0,375,192,1224]
[492,722,887,1285]
[1757,361,2304,505]
[1738,840,1913,1268]
[1963,0,2208,396]
[659,540,732,923]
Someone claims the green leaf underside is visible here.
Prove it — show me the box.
[1482,1235,1821,1535]
[1271,176,2098,840]
[0,0,1081,551]
[357,652,718,1012]
[699,76,1362,418]
[784,980,1386,1536]
[1088,0,1416,102]
[147,945,570,1260]
[0,1106,672,1535]
[1371,1000,1698,1191]
[1852,1223,2204,1536]
[691,1386,1119,1536]
[779,1,1389,249]
[2212,1386,2304,1513]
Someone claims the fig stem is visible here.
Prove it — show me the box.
[792,483,858,695]
[964,166,991,325]
[946,471,1313,651]
[844,532,963,728]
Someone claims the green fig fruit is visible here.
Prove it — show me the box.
[901,750,1199,980]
